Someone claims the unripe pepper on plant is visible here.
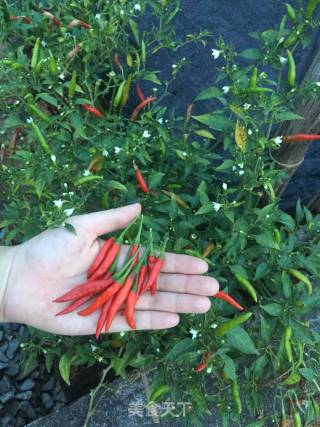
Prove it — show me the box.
[113,81,126,108]
[202,243,215,257]
[214,312,252,337]
[287,50,296,87]
[74,175,103,186]
[31,37,40,69]
[285,3,297,21]
[231,381,242,414]
[121,74,132,107]
[306,0,320,18]
[284,325,293,363]
[234,273,258,303]
[28,104,50,123]
[293,410,302,427]
[68,70,77,99]
[30,121,51,154]
[248,67,258,89]
[283,23,304,48]
[288,269,312,294]
[48,50,58,76]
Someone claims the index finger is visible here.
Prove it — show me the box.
[162,252,208,274]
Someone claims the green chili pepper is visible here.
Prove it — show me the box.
[68,70,77,100]
[141,39,146,65]
[287,49,296,87]
[245,87,273,94]
[288,269,312,294]
[49,50,58,76]
[294,342,304,369]
[74,175,103,187]
[101,192,109,209]
[31,37,40,70]
[248,67,258,89]
[24,93,34,104]
[126,53,133,67]
[113,80,126,108]
[293,410,302,427]
[234,273,258,303]
[34,58,44,76]
[284,325,293,363]
[282,371,301,385]
[274,229,281,246]
[231,381,242,415]
[133,49,140,72]
[30,121,51,154]
[285,3,297,21]
[28,104,50,123]
[283,23,304,48]
[121,74,132,107]
[312,398,320,418]
[306,0,320,18]
[215,312,252,337]
[279,15,287,32]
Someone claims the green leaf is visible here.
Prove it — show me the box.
[195,203,213,215]
[261,303,282,317]
[192,113,232,131]
[59,353,72,385]
[260,315,273,342]
[273,111,304,123]
[255,231,280,250]
[215,159,234,172]
[70,112,87,139]
[299,368,314,381]
[36,93,58,107]
[164,338,195,361]
[142,72,161,85]
[276,210,295,232]
[239,48,262,60]
[149,172,165,189]
[222,355,236,381]
[45,352,54,373]
[226,327,259,355]
[107,180,128,192]
[129,18,139,45]
[254,262,271,280]
[194,129,216,139]
[195,86,223,101]
[149,385,170,403]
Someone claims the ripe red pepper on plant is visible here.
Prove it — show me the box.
[133,161,149,194]
[136,84,146,102]
[213,291,244,311]
[114,53,122,69]
[194,352,212,373]
[10,127,21,154]
[82,104,104,118]
[68,19,91,30]
[282,134,320,142]
[129,96,157,121]
[10,15,32,24]
[42,10,61,27]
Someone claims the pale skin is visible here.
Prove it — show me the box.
[0,203,219,335]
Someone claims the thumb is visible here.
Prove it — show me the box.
[69,203,142,238]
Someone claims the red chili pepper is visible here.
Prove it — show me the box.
[95,297,113,339]
[67,44,82,60]
[82,103,104,118]
[213,291,244,311]
[10,127,21,154]
[78,281,121,316]
[142,238,168,293]
[282,134,320,142]
[124,277,139,330]
[114,53,122,69]
[68,19,91,30]
[133,161,149,194]
[105,275,135,331]
[87,238,114,278]
[53,274,113,303]
[10,15,32,24]
[89,242,120,281]
[42,10,61,27]
[185,103,194,123]
[194,352,212,373]
[137,264,148,295]
[136,84,145,102]
[148,255,158,295]
[129,96,157,122]
[55,295,92,316]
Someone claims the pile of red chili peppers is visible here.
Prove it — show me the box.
[53,216,167,339]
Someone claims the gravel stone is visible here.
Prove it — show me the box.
[0,330,3,341]
[6,339,19,359]
[19,401,37,419]
[16,391,33,401]
[0,415,14,427]
[20,378,36,391]
[41,392,55,410]
[0,375,14,394]
[0,361,7,370]
[0,391,14,404]
[42,375,56,391]
[0,351,8,363]
[54,389,67,403]
[5,363,20,377]
[16,418,26,427]
[5,400,19,417]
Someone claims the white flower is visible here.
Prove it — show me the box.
[232,165,237,171]
[279,56,288,65]
[248,129,253,135]
[238,163,244,169]
[212,202,222,212]
[108,71,116,78]
[153,87,158,92]
[82,169,91,176]
[157,118,163,124]
[279,36,285,44]
[53,199,65,209]
[59,73,65,81]
[238,170,244,176]
[189,328,198,340]
[211,323,218,329]
[63,183,68,189]
[64,208,74,217]
[120,9,124,15]
[316,82,320,87]
[91,344,98,352]
[102,149,110,158]
[133,4,141,11]
[243,103,251,110]
[211,49,221,59]
[222,182,228,191]
[222,86,230,94]
[172,64,177,69]
[95,13,101,19]
[69,192,74,196]
[50,154,56,164]
[26,117,33,124]
[114,146,121,154]
[41,40,46,48]
[14,100,20,105]
[119,331,125,337]
[143,130,151,138]
[273,136,283,147]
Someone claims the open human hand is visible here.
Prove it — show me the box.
[2,203,219,335]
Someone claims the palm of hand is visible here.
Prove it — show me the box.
[3,204,219,336]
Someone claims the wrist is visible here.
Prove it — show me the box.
[0,246,16,323]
